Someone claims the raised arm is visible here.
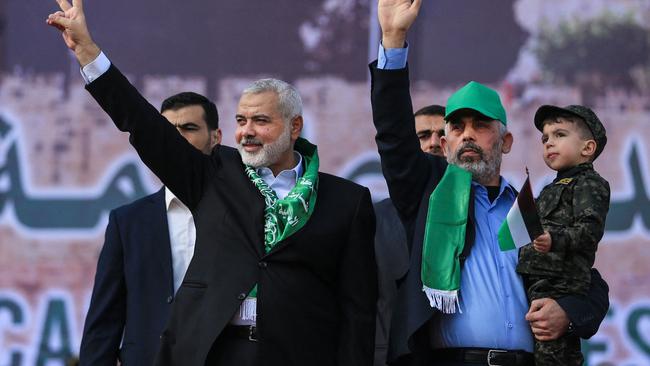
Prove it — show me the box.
[46,0,209,208]
[371,0,445,223]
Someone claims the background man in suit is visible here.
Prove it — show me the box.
[79,92,221,366]
[47,1,377,365]
[414,105,446,156]
[369,0,609,365]
[374,104,445,366]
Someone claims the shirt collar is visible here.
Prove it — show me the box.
[256,151,304,182]
[555,162,593,181]
[471,176,516,200]
[164,187,179,211]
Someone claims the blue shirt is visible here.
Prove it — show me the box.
[431,180,533,351]
[377,46,534,351]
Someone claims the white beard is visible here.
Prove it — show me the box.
[446,140,502,185]
[238,124,292,168]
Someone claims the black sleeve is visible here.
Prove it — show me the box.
[556,268,609,339]
[369,61,437,225]
[86,64,211,210]
[79,210,126,366]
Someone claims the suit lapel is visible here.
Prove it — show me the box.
[150,188,174,294]
[220,162,266,258]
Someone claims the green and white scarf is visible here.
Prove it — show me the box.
[421,164,472,314]
[239,137,319,320]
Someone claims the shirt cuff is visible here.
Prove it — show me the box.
[80,51,111,84]
[377,43,409,70]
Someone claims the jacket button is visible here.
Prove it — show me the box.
[166,296,173,304]
[258,261,268,268]
[237,293,247,300]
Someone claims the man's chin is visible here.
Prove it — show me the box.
[239,149,267,167]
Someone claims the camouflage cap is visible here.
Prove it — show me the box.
[534,104,607,159]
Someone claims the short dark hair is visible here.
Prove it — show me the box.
[160,92,219,130]
[542,114,594,141]
[414,105,445,118]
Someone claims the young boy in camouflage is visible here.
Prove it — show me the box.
[517,105,610,366]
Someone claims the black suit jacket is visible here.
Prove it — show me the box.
[369,62,609,366]
[86,64,377,366]
[80,188,174,366]
[373,198,410,366]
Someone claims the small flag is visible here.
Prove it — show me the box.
[498,171,544,251]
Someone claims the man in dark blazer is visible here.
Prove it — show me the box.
[79,92,222,365]
[374,105,446,366]
[369,1,609,365]
[47,2,377,366]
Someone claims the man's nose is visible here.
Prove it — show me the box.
[242,120,255,136]
[460,126,476,142]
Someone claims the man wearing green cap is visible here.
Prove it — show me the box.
[368,1,609,365]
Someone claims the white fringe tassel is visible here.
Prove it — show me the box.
[239,297,258,321]
[422,286,462,314]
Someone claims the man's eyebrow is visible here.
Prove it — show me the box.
[175,122,200,128]
[251,114,271,120]
[235,114,271,120]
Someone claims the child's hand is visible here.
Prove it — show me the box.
[533,231,552,253]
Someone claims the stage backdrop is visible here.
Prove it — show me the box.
[1,0,649,365]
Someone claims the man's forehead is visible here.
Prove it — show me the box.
[415,114,445,128]
[237,92,280,114]
[162,105,207,123]
[446,109,496,124]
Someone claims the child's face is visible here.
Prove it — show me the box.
[541,119,594,171]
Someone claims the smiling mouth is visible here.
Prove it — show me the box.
[242,143,262,152]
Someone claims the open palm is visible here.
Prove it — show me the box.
[378,0,422,35]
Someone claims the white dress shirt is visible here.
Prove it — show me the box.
[165,188,196,294]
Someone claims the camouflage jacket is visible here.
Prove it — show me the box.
[517,163,610,286]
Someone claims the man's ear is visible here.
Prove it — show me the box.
[211,128,222,147]
[291,116,303,141]
[440,135,448,157]
[501,131,514,154]
[582,139,596,158]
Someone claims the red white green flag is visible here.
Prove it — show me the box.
[498,173,543,251]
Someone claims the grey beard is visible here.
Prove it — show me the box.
[447,141,502,186]
[238,126,292,168]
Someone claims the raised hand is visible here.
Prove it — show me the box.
[46,0,100,66]
[377,0,422,48]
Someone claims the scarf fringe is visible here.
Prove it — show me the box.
[239,297,258,321]
[422,287,462,314]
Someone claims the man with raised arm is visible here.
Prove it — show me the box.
[369,1,609,365]
[80,92,221,366]
[47,1,377,365]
